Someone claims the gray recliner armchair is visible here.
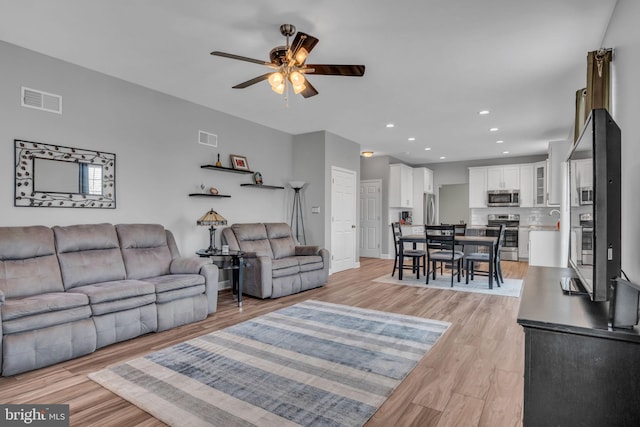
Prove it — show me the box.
[221,223,330,299]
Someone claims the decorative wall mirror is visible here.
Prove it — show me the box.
[14,139,116,208]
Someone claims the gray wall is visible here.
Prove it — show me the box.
[293,131,361,259]
[603,0,640,282]
[0,41,294,254]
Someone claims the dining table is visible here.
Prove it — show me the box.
[398,234,499,288]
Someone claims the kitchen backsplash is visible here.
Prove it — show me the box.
[470,207,560,227]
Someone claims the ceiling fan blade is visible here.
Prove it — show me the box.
[211,51,272,67]
[305,64,365,76]
[300,79,319,98]
[289,32,319,65]
[232,73,271,89]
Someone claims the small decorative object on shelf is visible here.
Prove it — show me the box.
[230,154,250,171]
[254,172,263,185]
[209,187,219,195]
[215,153,222,167]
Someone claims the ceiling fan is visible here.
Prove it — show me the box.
[211,24,365,98]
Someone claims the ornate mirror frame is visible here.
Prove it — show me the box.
[14,139,116,208]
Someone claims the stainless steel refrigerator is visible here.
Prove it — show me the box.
[424,193,436,225]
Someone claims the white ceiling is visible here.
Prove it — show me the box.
[0,0,617,164]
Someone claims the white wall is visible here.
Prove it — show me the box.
[602,0,640,281]
[0,41,294,254]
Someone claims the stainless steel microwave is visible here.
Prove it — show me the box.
[487,190,520,207]
[579,186,593,205]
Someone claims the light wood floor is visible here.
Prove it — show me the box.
[0,258,529,427]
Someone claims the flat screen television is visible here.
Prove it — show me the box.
[566,108,621,302]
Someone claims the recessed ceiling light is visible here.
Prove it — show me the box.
[386,123,395,128]
[496,140,504,144]
[439,156,446,160]
[424,147,431,151]
[479,110,490,115]
[502,151,510,154]
[408,137,416,141]
[489,127,499,132]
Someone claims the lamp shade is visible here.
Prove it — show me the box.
[288,181,306,189]
[197,209,227,227]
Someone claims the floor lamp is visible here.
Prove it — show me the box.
[289,181,306,244]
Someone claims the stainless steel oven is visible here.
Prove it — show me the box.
[487,190,520,207]
[487,214,520,261]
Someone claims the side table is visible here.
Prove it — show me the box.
[196,249,245,307]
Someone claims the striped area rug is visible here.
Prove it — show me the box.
[89,300,450,427]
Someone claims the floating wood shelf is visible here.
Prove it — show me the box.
[240,184,285,190]
[188,193,231,198]
[201,165,254,175]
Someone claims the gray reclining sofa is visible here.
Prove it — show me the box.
[221,222,329,299]
[0,223,218,376]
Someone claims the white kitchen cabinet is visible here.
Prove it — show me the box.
[529,230,563,267]
[534,161,547,206]
[468,167,487,208]
[575,159,593,188]
[424,168,434,193]
[519,164,534,207]
[518,227,529,259]
[389,164,414,208]
[486,165,520,190]
[547,140,571,206]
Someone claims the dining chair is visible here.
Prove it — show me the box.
[465,224,505,286]
[438,223,467,274]
[425,225,463,286]
[391,222,426,279]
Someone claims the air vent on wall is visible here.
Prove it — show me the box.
[198,130,218,147]
[21,87,62,114]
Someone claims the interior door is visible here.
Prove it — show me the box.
[331,167,357,273]
[359,180,381,258]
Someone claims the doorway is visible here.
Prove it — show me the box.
[359,179,382,258]
[330,167,358,273]
[439,183,469,225]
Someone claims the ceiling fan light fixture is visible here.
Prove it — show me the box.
[272,83,285,94]
[289,71,305,85]
[268,72,284,87]
[295,48,309,64]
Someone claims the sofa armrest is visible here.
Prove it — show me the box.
[170,256,211,274]
[241,255,273,299]
[170,257,219,314]
[295,245,320,256]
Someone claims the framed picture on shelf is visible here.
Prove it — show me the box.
[230,154,250,171]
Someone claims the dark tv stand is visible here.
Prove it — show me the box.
[518,267,640,427]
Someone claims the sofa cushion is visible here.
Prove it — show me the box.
[231,224,274,258]
[1,292,89,321]
[53,224,127,290]
[116,224,173,279]
[0,226,65,298]
[143,274,204,292]
[67,279,155,304]
[265,223,296,259]
[271,258,300,278]
[295,255,324,272]
[3,306,93,335]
